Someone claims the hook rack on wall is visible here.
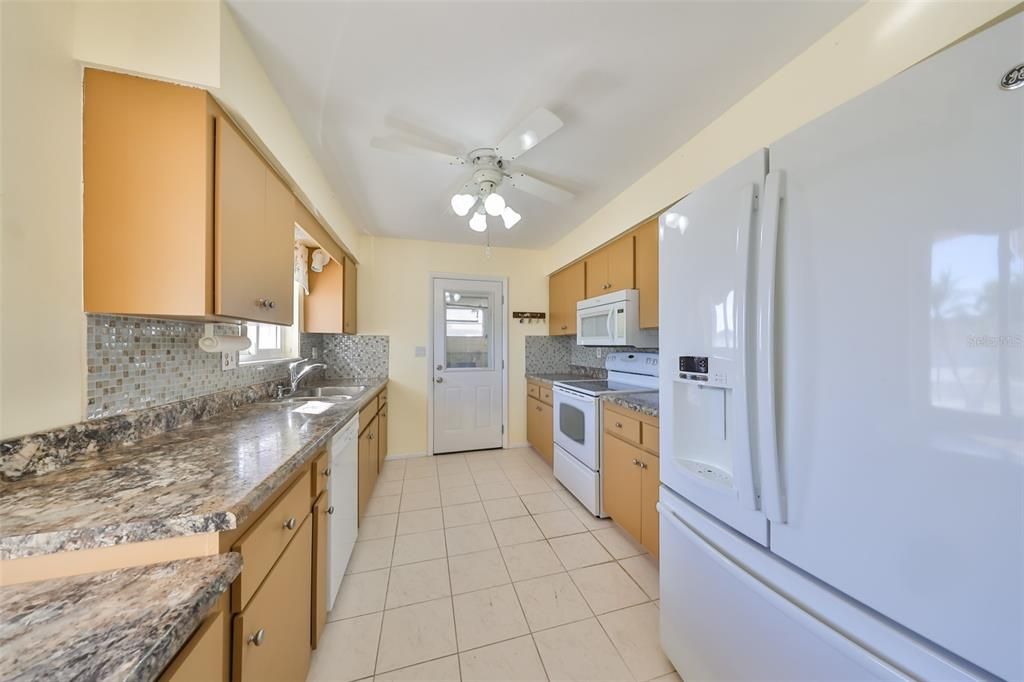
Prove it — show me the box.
[512,312,546,324]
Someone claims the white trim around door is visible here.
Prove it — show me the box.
[426,273,509,456]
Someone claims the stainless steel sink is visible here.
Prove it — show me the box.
[278,395,354,404]
[291,385,367,398]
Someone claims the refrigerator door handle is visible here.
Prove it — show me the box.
[756,169,786,523]
[657,501,911,681]
[733,182,759,511]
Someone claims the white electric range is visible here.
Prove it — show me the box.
[552,352,658,517]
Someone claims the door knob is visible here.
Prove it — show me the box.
[435,377,443,383]
[436,364,444,370]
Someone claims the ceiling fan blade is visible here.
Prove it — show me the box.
[494,108,563,160]
[507,172,575,205]
[370,136,464,166]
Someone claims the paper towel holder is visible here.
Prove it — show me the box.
[198,323,251,353]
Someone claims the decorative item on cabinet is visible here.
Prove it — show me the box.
[83,68,293,325]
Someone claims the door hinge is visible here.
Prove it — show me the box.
[501,425,505,434]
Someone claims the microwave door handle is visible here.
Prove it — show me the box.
[606,309,614,341]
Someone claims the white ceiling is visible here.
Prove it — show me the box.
[228,1,859,249]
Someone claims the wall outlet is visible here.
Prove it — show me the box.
[222,351,238,371]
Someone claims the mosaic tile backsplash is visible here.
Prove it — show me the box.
[316,334,389,379]
[87,315,290,419]
[525,334,658,374]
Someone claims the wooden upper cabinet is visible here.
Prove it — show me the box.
[84,68,294,325]
[585,234,634,298]
[215,118,293,325]
[343,256,358,334]
[634,218,659,328]
[548,260,585,335]
[303,255,357,334]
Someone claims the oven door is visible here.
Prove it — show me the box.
[553,385,599,470]
[576,304,616,346]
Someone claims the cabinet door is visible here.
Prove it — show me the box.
[304,258,344,333]
[343,256,358,334]
[378,406,388,472]
[634,218,659,328]
[358,417,378,519]
[640,453,660,558]
[160,607,226,682]
[215,117,293,324]
[603,435,643,541]
[537,400,554,465]
[549,261,585,335]
[584,249,608,299]
[526,395,543,454]
[233,518,312,682]
[606,234,635,293]
[311,491,329,649]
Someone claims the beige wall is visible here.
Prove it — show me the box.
[74,0,221,87]
[356,236,549,456]
[543,0,1017,273]
[1,1,85,438]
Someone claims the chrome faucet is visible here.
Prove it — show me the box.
[289,358,327,393]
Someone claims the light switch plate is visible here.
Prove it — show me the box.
[415,346,426,357]
[222,351,237,371]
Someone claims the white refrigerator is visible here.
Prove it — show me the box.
[658,13,1023,682]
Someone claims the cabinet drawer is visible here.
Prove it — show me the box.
[311,451,329,499]
[641,423,659,455]
[378,389,387,407]
[605,411,641,444]
[232,469,312,611]
[233,517,312,682]
[527,382,540,399]
[540,386,553,405]
[160,603,226,682]
[359,397,378,433]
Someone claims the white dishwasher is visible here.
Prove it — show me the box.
[327,416,359,610]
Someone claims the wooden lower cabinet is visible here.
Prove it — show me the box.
[160,597,228,682]
[358,415,379,519]
[602,435,643,540]
[601,403,660,558]
[639,452,659,556]
[526,395,553,465]
[233,517,312,682]
[378,405,388,472]
[311,491,329,649]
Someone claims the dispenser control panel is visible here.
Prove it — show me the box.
[677,355,730,387]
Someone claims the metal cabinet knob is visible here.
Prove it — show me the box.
[283,517,297,530]
[268,300,276,309]
[368,433,374,440]
[248,628,266,646]
[327,506,335,515]
[561,325,567,330]
[639,461,648,469]
[632,458,640,466]
[615,422,623,428]
[536,406,542,411]
[323,467,332,477]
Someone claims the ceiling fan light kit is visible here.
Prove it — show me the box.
[371,107,575,234]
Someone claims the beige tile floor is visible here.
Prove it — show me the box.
[308,447,679,682]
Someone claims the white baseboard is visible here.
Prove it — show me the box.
[383,451,428,461]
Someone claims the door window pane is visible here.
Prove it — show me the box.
[445,290,491,369]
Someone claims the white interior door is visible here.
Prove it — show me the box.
[432,277,504,454]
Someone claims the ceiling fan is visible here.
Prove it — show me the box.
[370,108,575,233]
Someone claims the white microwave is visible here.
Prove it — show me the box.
[576,289,658,347]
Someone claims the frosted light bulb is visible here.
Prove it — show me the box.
[484,193,506,217]
[469,210,488,232]
[451,194,476,217]
[501,206,521,229]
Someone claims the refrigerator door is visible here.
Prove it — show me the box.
[763,14,1023,680]
[659,149,768,545]
[659,487,983,682]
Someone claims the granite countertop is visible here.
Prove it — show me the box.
[0,553,241,682]
[525,373,588,385]
[0,378,387,561]
[603,391,660,418]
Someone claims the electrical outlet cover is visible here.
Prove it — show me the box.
[222,352,237,371]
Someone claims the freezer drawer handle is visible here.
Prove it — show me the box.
[657,502,909,680]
